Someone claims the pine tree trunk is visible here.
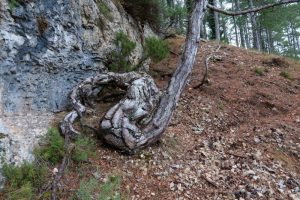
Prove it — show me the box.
[236,0,245,48]
[266,28,274,53]
[214,0,221,41]
[220,1,228,42]
[200,21,207,39]
[248,0,261,51]
[245,17,251,48]
[208,0,216,39]
[232,0,239,46]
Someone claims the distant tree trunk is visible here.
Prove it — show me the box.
[233,16,239,47]
[200,20,207,39]
[221,18,228,42]
[232,0,239,47]
[219,0,228,42]
[260,28,266,52]
[266,28,272,54]
[244,17,251,48]
[266,28,274,53]
[248,0,261,50]
[235,0,245,48]
[296,31,300,54]
[291,24,298,57]
[208,0,216,39]
[214,0,221,41]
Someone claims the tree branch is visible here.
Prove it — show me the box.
[207,0,300,16]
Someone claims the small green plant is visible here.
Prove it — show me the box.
[2,161,48,199]
[97,0,113,21]
[108,31,136,72]
[143,37,169,63]
[280,70,293,80]
[76,178,99,200]
[72,136,96,163]
[2,162,48,189]
[253,67,267,76]
[8,0,20,10]
[75,175,122,200]
[34,128,65,164]
[6,182,33,200]
[99,175,121,200]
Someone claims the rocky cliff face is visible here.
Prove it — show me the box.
[0,0,153,177]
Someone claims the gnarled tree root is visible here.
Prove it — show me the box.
[59,72,161,154]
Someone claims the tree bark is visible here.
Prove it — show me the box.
[213,0,221,41]
[244,17,250,48]
[236,0,245,48]
[232,0,239,47]
[248,0,261,50]
[200,20,207,39]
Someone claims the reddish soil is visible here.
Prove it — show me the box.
[60,37,300,200]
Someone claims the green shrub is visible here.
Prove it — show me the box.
[72,136,96,163]
[34,128,65,164]
[108,31,136,72]
[76,178,99,200]
[7,182,33,200]
[99,175,121,200]
[75,175,121,200]
[2,162,48,190]
[144,37,169,63]
[253,67,266,76]
[8,0,20,10]
[97,0,113,21]
[2,161,48,199]
[280,70,293,80]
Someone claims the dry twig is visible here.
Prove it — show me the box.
[194,44,221,89]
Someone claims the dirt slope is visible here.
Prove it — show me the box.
[60,37,300,200]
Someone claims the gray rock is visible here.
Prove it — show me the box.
[0,0,155,188]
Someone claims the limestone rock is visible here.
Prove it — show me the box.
[0,0,155,182]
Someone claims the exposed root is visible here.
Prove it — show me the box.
[60,72,161,154]
[194,44,221,89]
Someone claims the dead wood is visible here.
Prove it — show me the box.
[194,44,221,89]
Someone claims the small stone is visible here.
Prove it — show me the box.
[170,182,175,190]
[278,179,286,190]
[243,170,256,176]
[52,168,58,175]
[254,137,261,143]
[177,183,184,192]
[184,167,191,174]
[253,150,262,160]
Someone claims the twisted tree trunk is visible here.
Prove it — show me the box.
[60,0,207,154]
